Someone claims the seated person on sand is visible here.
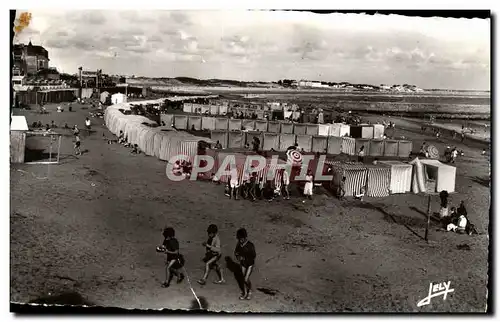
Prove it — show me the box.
[131,144,141,154]
[354,187,366,201]
[447,213,467,233]
[57,105,63,112]
[372,158,379,165]
[214,141,223,149]
[172,161,182,176]
[211,173,220,184]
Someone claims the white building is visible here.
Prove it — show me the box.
[111,93,127,105]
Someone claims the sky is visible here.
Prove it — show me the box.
[13,10,490,90]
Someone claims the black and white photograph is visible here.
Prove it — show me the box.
[9,7,491,314]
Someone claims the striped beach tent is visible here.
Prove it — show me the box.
[177,140,200,163]
[355,139,371,156]
[263,132,280,151]
[384,140,399,157]
[188,116,202,130]
[296,135,313,152]
[201,116,216,130]
[379,160,412,194]
[279,133,296,151]
[327,161,368,197]
[397,140,413,158]
[369,140,384,157]
[210,130,229,149]
[366,165,391,197]
[228,119,242,131]
[306,124,319,136]
[293,123,307,135]
[242,119,255,131]
[327,136,343,155]
[280,123,293,134]
[267,121,280,133]
[215,118,229,130]
[312,135,328,153]
[341,137,356,155]
[173,115,188,130]
[255,120,268,132]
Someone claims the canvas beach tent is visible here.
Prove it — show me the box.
[209,105,219,115]
[318,124,330,136]
[279,133,296,151]
[254,120,268,132]
[211,130,229,149]
[160,114,174,129]
[329,123,350,137]
[183,103,193,113]
[397,140,413,158]
[327,136,343,155]
[311,135,328,153]
[173,115,188,130]
[228,119,242,131]
[373,124,385,139]
[228,130,245,148]
[201,116,216,131]
[246,131,264,150]
[379,160,412,194]
[280,123,293,134]
[263,132,280,151]
[296,135,313,152]
[418,159,457,193]
[305,123,320,136]
[361,125,374,139]
[355,139,371,157]
[267,121,281,133]
[215,117,229,130]
[242,119,256,131]
[383,140,399,157]
[369,139,384,157]
[188,115,202,130]
[293,123,307,135]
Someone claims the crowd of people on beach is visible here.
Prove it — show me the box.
[156,225,256,301]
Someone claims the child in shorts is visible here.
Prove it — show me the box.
[158,227,185,288]
[234,228,256,300]
[197,224,225,285]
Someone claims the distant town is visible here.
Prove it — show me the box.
[12,41,426,93]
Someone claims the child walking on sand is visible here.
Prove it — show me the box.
[234,228,256,300]
[158,227,185,288]
[198,224,225,285]
[74,134,82,156]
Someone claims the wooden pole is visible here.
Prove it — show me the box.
[57,135,62,163]
[425,194,431,242]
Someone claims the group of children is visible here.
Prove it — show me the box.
[214,167,318,202]
[440,200,478,235]
[173,160,194,178]
[156,225,256,300]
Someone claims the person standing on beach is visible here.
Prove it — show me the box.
[234,228,256,300]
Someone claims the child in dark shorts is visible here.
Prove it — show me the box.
[234,228,256,300]
[197,224,225,285]
[158,227,185,288]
